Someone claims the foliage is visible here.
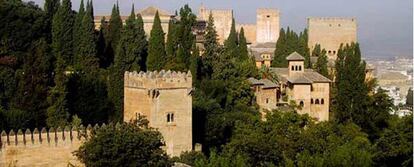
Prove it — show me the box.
[272,28,310,67]
[312,44,329,78]
[74,118,172,167]
[201,13,220,79]
[146,11,167,71]
[52,0,74,67]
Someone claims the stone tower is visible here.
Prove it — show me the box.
[198,4,233,44]
[308,17,357,61]
[124,70,193,157]
[256,9,280,43]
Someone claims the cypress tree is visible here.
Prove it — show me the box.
[176,5,197,69]
[272,28,287,67]
[75,1,98,72]
[107,3,122,66]
[334,43,368,124]
[52,0,74,68]
[165,20,178,70]
[146,11,167,71]
[202,12,219,78]
[44,0,60,42]
[238,27,249,60]
[97,16,109,68]
[73,0,85,57]
[313,44,329,78]
[223,17,238,59]
[136,14,148,71]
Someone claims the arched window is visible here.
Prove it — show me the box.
[266,98,269,104]
[295,66,298,71]
[299,101,304,107]
[321,99,324,104]
[291,66,294,70]
[315,99,320,104]
[333,50,336,54]
[299,66,302,71]
[328,50,332,54]
[311,98,314,104]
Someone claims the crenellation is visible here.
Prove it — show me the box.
[125,70,192,89]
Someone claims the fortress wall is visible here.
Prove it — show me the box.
[308,17,357,60]
[236,24,256,44]
[0,125,99,167]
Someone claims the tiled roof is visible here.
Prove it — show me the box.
[139,6,172,17]
[270,67,331,84]
[286,52,305,61]
[251,42,276,49]
[247,78,279,88]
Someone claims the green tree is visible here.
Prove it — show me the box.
[44,0,60,42]
[201,12,220,79]
[12,39,53,128]
[74,118,172,167]
[107,3,122,66]
[238,27,249,60]
[146,11,167,71]
[165,19,178,70]
[223,18,238,59]
[74,1,98,72]
[312,44,329,78]
[374,115,413,167]
[73,0,85,57]
[52,0,74,68]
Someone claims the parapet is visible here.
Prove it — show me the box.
[307,17,356,22]
[0,124,109,149]
[257,8,280,15]
[124,70,192,89]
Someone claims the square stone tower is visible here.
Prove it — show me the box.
[198,4,233,44]
[256,9,280,43]
[308,17,357,61]
[124,70,193,157]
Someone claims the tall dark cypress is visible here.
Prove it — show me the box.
[136,14,148,71]
[108,3,122,60]
[73,0,85,57]
[165,20,178,69]
[44,0,60,42]
[75,0,98,72]
[312,44,329,78]
[146,11,167,71]
[202,12,219,78]
[52,0,74,67]
[334,43,368,125]
[238,27,249,60]
[223,17,238,59]
[176,5,197,69]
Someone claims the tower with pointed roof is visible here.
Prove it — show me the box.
[124,70,193,157]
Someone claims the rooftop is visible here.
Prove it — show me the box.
[247,78,279,88]
[270,68,331,84]
[286,52,305,61]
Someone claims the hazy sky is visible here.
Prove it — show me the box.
[28,0,413,58]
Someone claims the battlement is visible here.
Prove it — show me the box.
[257,8,280,15]
[0,124,108,149]
[307,17,356,22]
[124,70,192,89]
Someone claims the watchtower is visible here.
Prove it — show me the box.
[124,70,193,157]
[256,9,280,43]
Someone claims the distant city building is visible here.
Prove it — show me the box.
[249,52,331,121]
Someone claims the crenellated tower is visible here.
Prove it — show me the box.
[124,70,193,157]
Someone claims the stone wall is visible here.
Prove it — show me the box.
[124,70,193,157]
[0,126,96,167]
[198,6,233,44]
[310,82,330,121]
[256,9,280,43]
[236,24,256,44]
[308,17,357,60]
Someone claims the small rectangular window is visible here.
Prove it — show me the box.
[167,113,175,123]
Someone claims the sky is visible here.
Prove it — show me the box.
[28,0,413,59]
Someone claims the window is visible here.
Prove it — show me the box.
[328,50,332,54]
[266,15,270,18]
[299,101,304,107]
[311,98,314,104]
[321,99,324,104]
[295,66,298,71]
[338,24,341,27]
[291,66,294,71]
[266,98,269,104]
[333,50,336,54]
[299,66,302,71]
[315,99,320,104]
[167,113,175,123]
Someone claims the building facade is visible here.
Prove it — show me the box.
[308,17,357,62]
[250,52,331,121]
[123,70,193,157]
